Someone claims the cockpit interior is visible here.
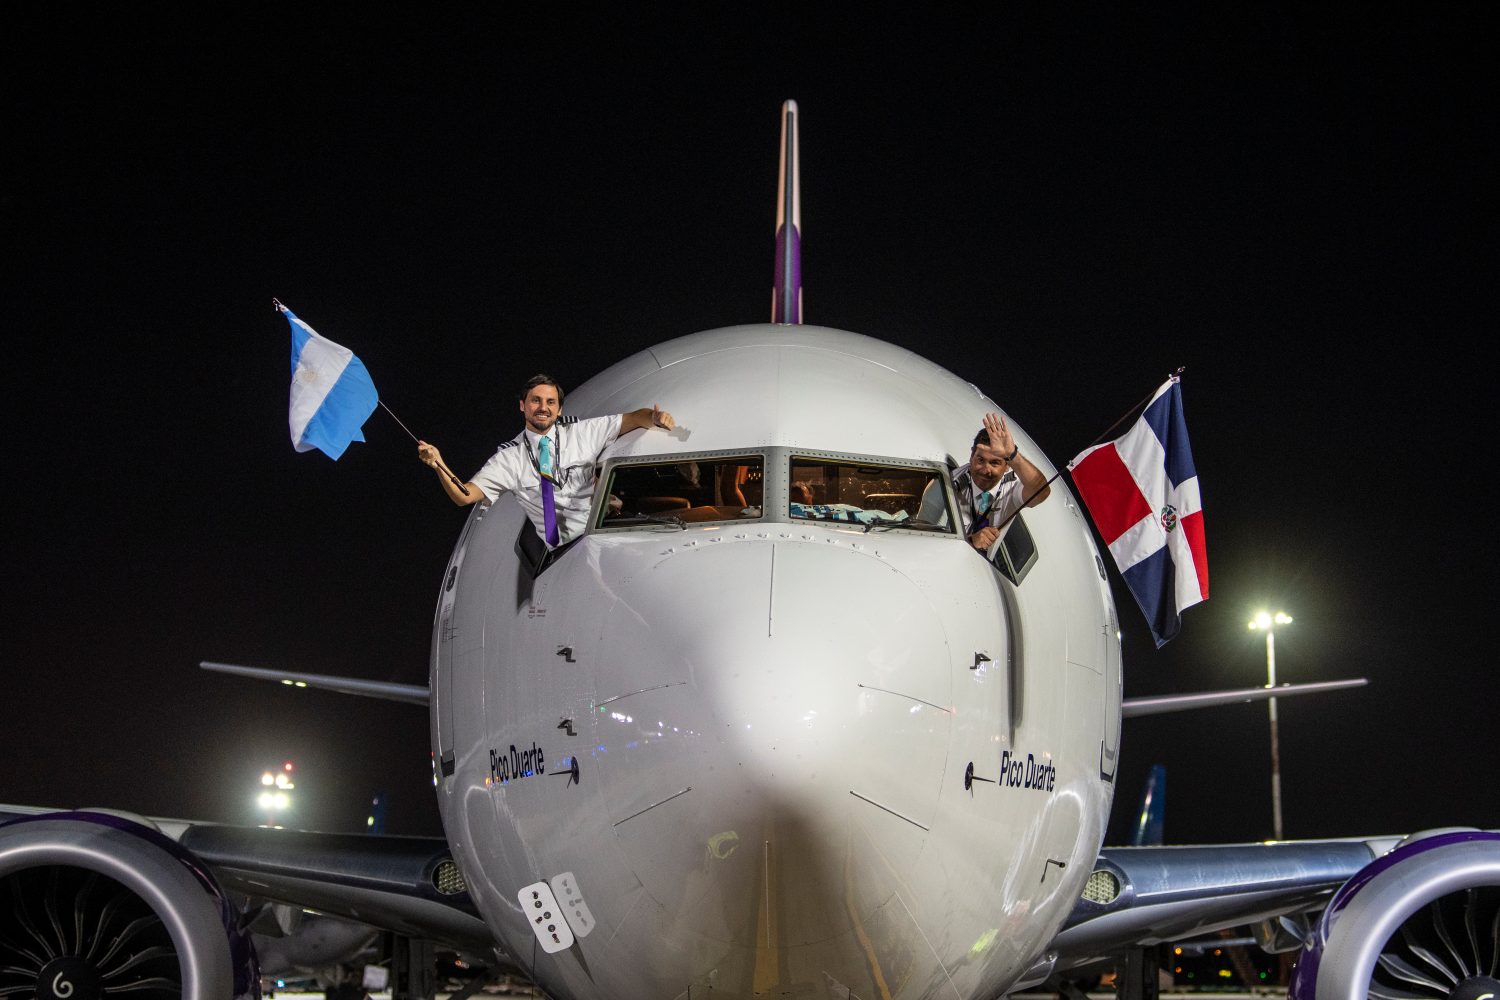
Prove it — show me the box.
[511,448,1035,587]
[594,449,956,533]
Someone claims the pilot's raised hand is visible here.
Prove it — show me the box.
[418,440,443,468]
[984,413,1016,461]
[622,405,678,437]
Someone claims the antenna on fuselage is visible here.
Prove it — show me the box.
[773,99,802,324]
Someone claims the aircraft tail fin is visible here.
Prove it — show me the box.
[1131,764,1167,846]
[772,99,802,324]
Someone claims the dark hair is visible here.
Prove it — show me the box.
[518,374,565,406]
[972,428,991,449]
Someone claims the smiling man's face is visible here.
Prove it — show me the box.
[519,383,562,434]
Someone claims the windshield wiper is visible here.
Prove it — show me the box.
[609,512,687,530]
[865,518,945,534]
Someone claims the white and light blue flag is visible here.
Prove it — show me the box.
[280,302,379,460]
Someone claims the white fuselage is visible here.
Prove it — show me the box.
[430,325,1122,999]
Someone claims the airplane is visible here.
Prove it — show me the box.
[3,99,1498,1000]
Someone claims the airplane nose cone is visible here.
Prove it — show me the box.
[591,538,953,953]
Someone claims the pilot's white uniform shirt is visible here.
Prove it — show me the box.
[470,415,621,547]
[951,463,1023,536]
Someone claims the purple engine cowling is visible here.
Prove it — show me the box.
[1289,830,1500,1000]
[0,810,260,1000]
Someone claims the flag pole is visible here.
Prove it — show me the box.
[375,402,471,498]
[1073,367,1185,456]
[992,367,1185,534]
[377,400,420,444]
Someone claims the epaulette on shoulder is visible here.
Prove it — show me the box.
[558,415,580,425]
[497,440,519,451]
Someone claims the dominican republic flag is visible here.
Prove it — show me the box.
[280,302,379,460]
[1068,377,1207,646]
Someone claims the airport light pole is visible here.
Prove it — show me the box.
[1248,611,1293,840]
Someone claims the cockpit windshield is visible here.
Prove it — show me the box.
[597,455,765,528]
[788,457,953,532]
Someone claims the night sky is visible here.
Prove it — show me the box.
[6,11,1495,847]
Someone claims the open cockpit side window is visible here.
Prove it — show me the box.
[989,512,1038,585]
[596,454,766,530]
[514,519,580,578]
[788,456,955,532]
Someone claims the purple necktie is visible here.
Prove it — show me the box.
[539,435,560,547]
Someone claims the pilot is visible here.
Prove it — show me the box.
[416,374,677,548]
[924,412,1051,553]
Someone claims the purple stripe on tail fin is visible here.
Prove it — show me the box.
[773,99,802,324]
[773,222,801,324]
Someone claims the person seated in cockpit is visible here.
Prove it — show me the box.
[921,412,1051,554]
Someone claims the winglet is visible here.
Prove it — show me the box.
[772,99,802,324]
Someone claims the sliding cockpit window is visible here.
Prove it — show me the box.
[788,457,954,532]
[596,455,766,529]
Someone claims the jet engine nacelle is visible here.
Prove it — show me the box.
[1288,830,1500,1000]
[0,811,257,1000]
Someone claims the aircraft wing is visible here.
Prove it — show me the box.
[1121,678,1367,718]
[1048,838,1399,968]
[199,660,430,706]
[180,823,494,953]
[0,805,494,956]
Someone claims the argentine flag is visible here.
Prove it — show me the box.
[280,303,379,460]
